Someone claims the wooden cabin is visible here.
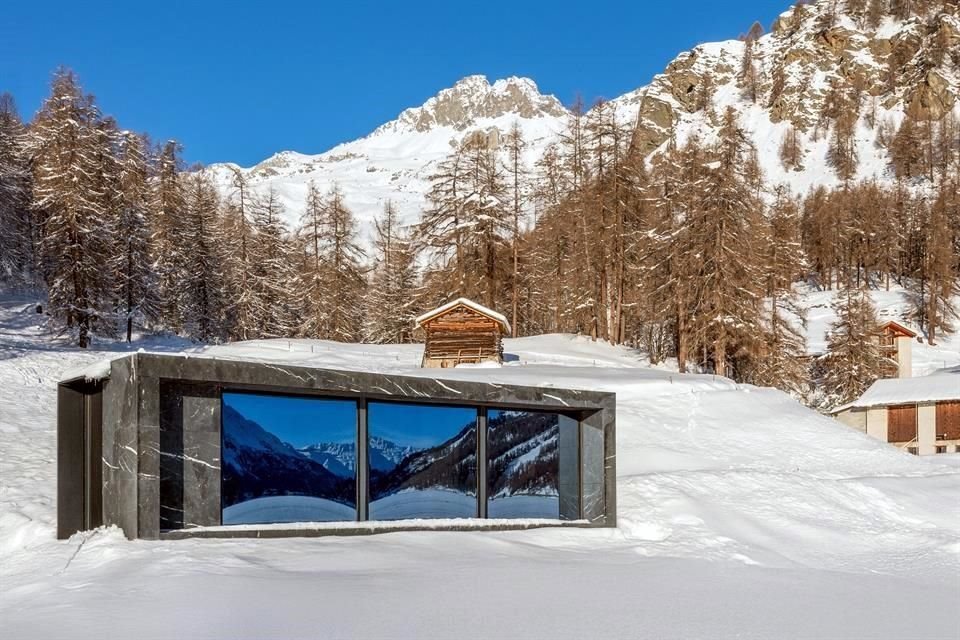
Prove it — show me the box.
[415,298,511,368]
[876,321,916,379]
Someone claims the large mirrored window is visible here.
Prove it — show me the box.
[221,392,357,524]
[487,409,563,519]
[368,401,477,520]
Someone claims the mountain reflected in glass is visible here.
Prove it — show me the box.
[368,401,477,520]
[487,409,560,519]
[221,392,357,524]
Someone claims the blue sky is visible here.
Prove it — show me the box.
[224,392,357,449]
[368,402,476,449]
[3,1,787,166]
[224,393,476,450]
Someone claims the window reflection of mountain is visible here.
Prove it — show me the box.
[221,405,356,509]
[370,422,478,499]
[488,412,560,498]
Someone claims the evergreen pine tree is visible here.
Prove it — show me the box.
[820,287,890,408]
[114,131,158,341]
[747,189,810,397]
[181,170,227,341]
[220,168,258,340]
[150,140,189,332]
[28,69,112,347]
[0,93,35,286]
[317,185,366,341]
[249,187,297,338]
[362,200,418,343]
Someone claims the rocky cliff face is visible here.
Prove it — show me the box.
[377,75,568,134]
[614,0,959,174]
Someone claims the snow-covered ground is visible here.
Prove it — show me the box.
[223,495,357,525]
[0,294,958,639]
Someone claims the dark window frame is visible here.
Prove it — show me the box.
[217,387,590,526]
[219,389,362,525]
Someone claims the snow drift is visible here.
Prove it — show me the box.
[0,295,957,639]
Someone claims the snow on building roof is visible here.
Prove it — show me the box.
[831,373,960,413]
[414,297,511,334]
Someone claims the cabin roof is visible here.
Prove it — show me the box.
[830,372,960,413]
[415,297,511,334]
[878,320,917,338]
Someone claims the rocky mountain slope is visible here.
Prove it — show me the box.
[299,436,417,476]
[208,75,567,241]
[208,0,959,241]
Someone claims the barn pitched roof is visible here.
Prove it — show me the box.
[878,320,917,338]
[414,298,511,334]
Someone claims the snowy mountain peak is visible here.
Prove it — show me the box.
[375,74,567,135]
[208,0,958,248]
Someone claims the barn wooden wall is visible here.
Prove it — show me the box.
[422,307,503,367]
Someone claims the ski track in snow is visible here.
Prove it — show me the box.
[0,294,958,639]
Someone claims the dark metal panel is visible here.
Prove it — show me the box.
[159,381,222,531]
[137,375,161,539]
[158,380,184,530]
[135,353,614,412]
[84,391,103,529]
[581,414,605,524]
[601,401,617,527]
[57,384,85,539]
[557,414,580,521]
[101,355,140,539]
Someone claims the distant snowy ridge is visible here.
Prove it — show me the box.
[208,0,958,246]
[299,437,418,476]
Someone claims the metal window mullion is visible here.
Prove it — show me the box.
[577,418,584,520]
[477,407,487,519]
[83,394,91,529]
[357,397,368,522]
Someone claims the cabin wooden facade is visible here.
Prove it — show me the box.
[415,298,510,368]
[876,321,916,379]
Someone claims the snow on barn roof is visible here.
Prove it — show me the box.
[415,298,511,334]
[831,373,960,412]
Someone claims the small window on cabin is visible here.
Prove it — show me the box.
[935,446,946,454]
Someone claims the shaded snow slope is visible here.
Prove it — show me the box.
[0,294,958,639]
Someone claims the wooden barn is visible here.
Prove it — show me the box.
[415,298,511,368]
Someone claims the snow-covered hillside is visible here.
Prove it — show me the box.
[207,1,959,243]
[798,282,960,375]
[0,293,957,639]
[208,75,566,242]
